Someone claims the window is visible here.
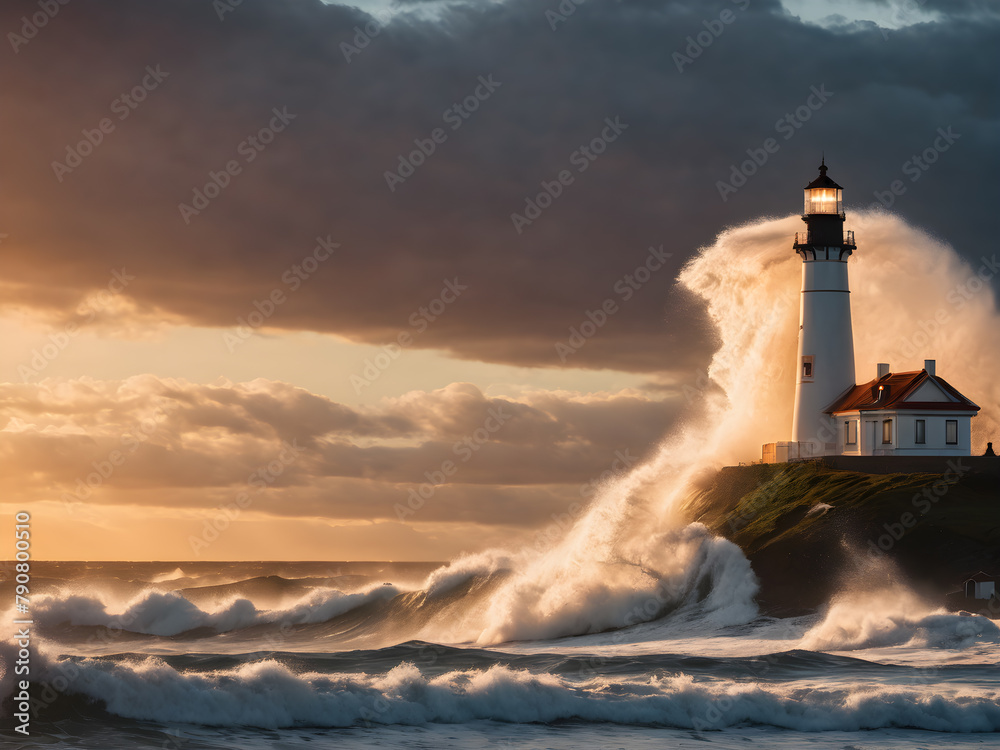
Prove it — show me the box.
[845,420,857,445]
[802,355,814,381]
[882,419,893,444]
[915,419,926,445]
[946,420,958,445]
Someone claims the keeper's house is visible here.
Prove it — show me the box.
[964,571,997,600]
[827,360,980,457]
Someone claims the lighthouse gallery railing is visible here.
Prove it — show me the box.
[794,230,855,246]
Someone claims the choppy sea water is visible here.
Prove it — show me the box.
[2,561,998,749]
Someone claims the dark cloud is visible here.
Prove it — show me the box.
[1,0,996,375]
[918,0,1000,19]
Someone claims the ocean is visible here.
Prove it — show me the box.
[4,211,1000,748]
[2,559,999,749]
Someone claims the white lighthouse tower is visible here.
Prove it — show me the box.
[790,159,857,454]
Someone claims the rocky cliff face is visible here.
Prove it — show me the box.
[680,460,1000,615]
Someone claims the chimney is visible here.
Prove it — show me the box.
[877,363,890,379]
[924,359,936,377]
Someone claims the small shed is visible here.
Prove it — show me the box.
[964,571,997,600]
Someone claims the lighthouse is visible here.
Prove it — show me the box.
[761,160,981,463]
[790,159,856,454]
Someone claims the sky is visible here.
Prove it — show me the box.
[1,0,997,560]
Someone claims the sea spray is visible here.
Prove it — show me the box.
[430,210,1000,644]
[800,587,1000,651]
[801,541,1000,651]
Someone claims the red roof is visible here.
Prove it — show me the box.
[826,369,980,414]
[965,571,996,583]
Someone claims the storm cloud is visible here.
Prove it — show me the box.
[2,0,997,375]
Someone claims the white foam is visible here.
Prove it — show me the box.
[26,584,403,637]
[36,655,1000,731]
[801,589,1000,651]
[151,567,188,583]
[422,550,516,597]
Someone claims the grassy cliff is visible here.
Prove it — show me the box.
[681,460,1000,614]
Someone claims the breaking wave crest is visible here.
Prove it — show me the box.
[447,523,759,644]
[24,526,757,645]
[30,585,405,637]
[800,589,1000,651]
[14,654,1000,731]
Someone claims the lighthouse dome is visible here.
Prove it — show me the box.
[803,158,843,215]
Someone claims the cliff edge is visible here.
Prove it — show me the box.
[681,457,1000,615]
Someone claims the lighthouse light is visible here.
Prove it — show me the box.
[804,186,843,215]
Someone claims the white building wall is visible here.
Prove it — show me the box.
[792,259,856,451]
[832,410,974,456]
[897,413,918,450]
[907,381,953,402]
